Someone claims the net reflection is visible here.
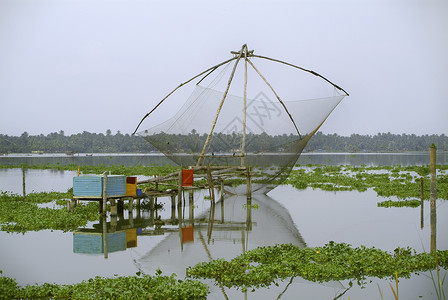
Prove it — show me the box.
[137,192,306,277]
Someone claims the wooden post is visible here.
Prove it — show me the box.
[430,144,437,252]
[178,167,183,207]
[246,166,252,199]
[102,215,108,259]
[128,198,134,213]
[171,195,176,221]
[110,199,117,216]
[102,172,107,215]
[207,165,215,203]
[189,191,194,223]
[149,196,155,210]
[246,196,252,231]
[196,44,247,166]
[430,144,437,203]
[420,177,424,229]
[22,165,26,197]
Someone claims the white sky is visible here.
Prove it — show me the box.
[0,0,447,137]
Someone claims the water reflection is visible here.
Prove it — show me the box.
[73,191,306,269]
[136,192,306,277]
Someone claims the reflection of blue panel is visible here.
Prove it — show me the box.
[73,175,126,197]
[106,232,126,252]
[73,232,127,254]
[73,232,103,253]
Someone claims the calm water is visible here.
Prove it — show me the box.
[0,153,447,299]
[1,151,447,167]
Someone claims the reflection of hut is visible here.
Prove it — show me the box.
[137,193,306,277]
[73,231,128,254]
[73,224,138,257]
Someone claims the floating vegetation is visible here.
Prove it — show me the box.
[0,270,208,300]
[186,242,448,291]
[0,190,98,233]
[377,199,421,208]
[286,164,448,201]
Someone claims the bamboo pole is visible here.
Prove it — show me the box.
[241,52,248,167]
[178,167,183,208]
[246,58,302,138]
[196,44,247,166]
[251,54,350,96]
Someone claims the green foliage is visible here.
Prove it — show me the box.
[187,242,448,290]
[1,131,448,153]
[286,165,448,201]
[0,272,208,300]
[0,190,98,233]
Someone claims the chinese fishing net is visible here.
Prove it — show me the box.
[134,45,348,195]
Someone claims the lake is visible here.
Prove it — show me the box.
[0,153,447,299]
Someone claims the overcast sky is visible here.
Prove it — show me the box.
[0,0,447,137]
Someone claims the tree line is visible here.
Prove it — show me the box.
[0,130,446,154]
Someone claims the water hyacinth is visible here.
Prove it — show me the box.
[187,242,448,290]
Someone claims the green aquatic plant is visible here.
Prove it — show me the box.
[286,164,448,201]
[186,242,448,291]
[0,190,98,233]
[0,270,208,300]
[377,199,421,208]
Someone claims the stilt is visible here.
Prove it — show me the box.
[246,196,252,231]
[110,215,117,232]
[102,172,107,215]
[420,177,424,229]
[207,165,215,203]
[67,199,76,212]
[246,167,252,200]
[430,144,437,252]
[110,199,117,216]
[22,165,26,197]
[171,197,176,221]
[117,200,124,213]
[149,196,155,210]
[129,211,134,227]
[189,191,194,223]
[128,198,134,213]
[102,215,108,259]
[178,167,183,207]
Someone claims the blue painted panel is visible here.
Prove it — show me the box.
[106,175,126,196]
[73,176,102,197]
[73,175,126,197]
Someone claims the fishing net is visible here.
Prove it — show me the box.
[136,46,347,194]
